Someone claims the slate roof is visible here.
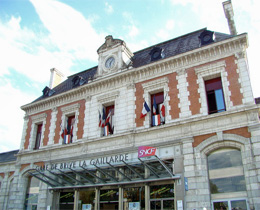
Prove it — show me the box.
[0,150,19,163]
[33,28,234,103]
[133,28,233,68]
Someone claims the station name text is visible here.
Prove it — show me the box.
[35,153,129,171]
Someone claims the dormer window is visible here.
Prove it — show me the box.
[72,76,86,87]
[150,47,163,61]
[199,30,215,46]
[42,86,55,97]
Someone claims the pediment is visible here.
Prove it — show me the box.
[97,35,125,54]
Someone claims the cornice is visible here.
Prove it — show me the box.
[21,34,248,115]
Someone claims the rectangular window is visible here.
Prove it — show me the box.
[62,115,75,144]
[34,124,42,150]
[151,92,165,127]
[205,77,226,114]
[210,175,246,193]
[103,105,114,136]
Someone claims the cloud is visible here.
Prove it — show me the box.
[122,12,140,38]
[0,80,36,153]
[0,0,107,152]
[166,19,175,30]
[129,25,139,37]
[156,19,175,40]
[30,0,104,63]
[105,2,114,14]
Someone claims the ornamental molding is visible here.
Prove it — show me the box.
[142,77,169,91]
[194,60,226,75]
[61,103,80,114]
[97,90,119,104]
[21,34,247,114]
[31,113,47,123]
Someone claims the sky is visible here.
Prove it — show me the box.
[0,0,259,153]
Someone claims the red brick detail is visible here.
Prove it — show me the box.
[223,127,251,138]
[135,74,181,127]
[54,107,62,144]
[225,56,243,106]
[135,83,145,127]
[20,163,30,172]
[193,133,216,147]
[168,72,180,119]
[54,100,86,144]
[8,171,15,178]
[187,68,201,115]
[43,110,51,146]
[189,56,243,107]
[77,100,85,139]
[24,110,52,149]
[24,117,32,150]
[0,173,5,179]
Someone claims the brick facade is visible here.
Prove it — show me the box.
[1,28,259,210]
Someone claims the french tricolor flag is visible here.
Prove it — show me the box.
[140,101,150,118]
[153,96,157,115]
[104,125,110,136]
[64,134,71,144]
[98,110,102,127]
[152,114,161,126]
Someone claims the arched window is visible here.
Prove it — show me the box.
[24,176,40,210]
[207,148,249,210]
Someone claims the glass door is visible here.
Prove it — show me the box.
[100,189,119,210]
[59,192,74,210]
[151,200,161,210]
[150,199,174,210]
[213,201,229,210]
[150,184,175,210]
[163,199,175,210]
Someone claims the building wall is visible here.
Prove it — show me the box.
[0,33,259,210]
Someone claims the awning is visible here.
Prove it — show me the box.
[29,155,180,190]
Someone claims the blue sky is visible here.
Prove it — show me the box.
[0,0,259,153]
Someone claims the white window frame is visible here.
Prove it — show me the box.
[195,60,231,115]
[29,113,47,150]
[141,77,169,128]
[60,103,80,144]
[97,90,119,136]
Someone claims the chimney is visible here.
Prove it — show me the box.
[223,0,237,35]
[49,68,65,89]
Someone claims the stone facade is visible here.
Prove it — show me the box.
[0,26,259,210]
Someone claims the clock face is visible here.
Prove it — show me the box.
[105,56,115,69]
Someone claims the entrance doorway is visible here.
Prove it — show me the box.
[59,192,74,210]
[150,184,175,210]
[150,199,174,210]
[100,189,119,210]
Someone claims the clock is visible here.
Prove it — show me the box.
[105,56,115,69]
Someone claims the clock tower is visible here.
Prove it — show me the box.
[97,35,133,77]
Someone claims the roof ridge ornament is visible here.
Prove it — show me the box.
[97,35,125,53]
[105,35,113,47]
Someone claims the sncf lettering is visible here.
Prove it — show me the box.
[138,146,156,158]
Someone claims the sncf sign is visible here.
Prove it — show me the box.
[138,146,157,158]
